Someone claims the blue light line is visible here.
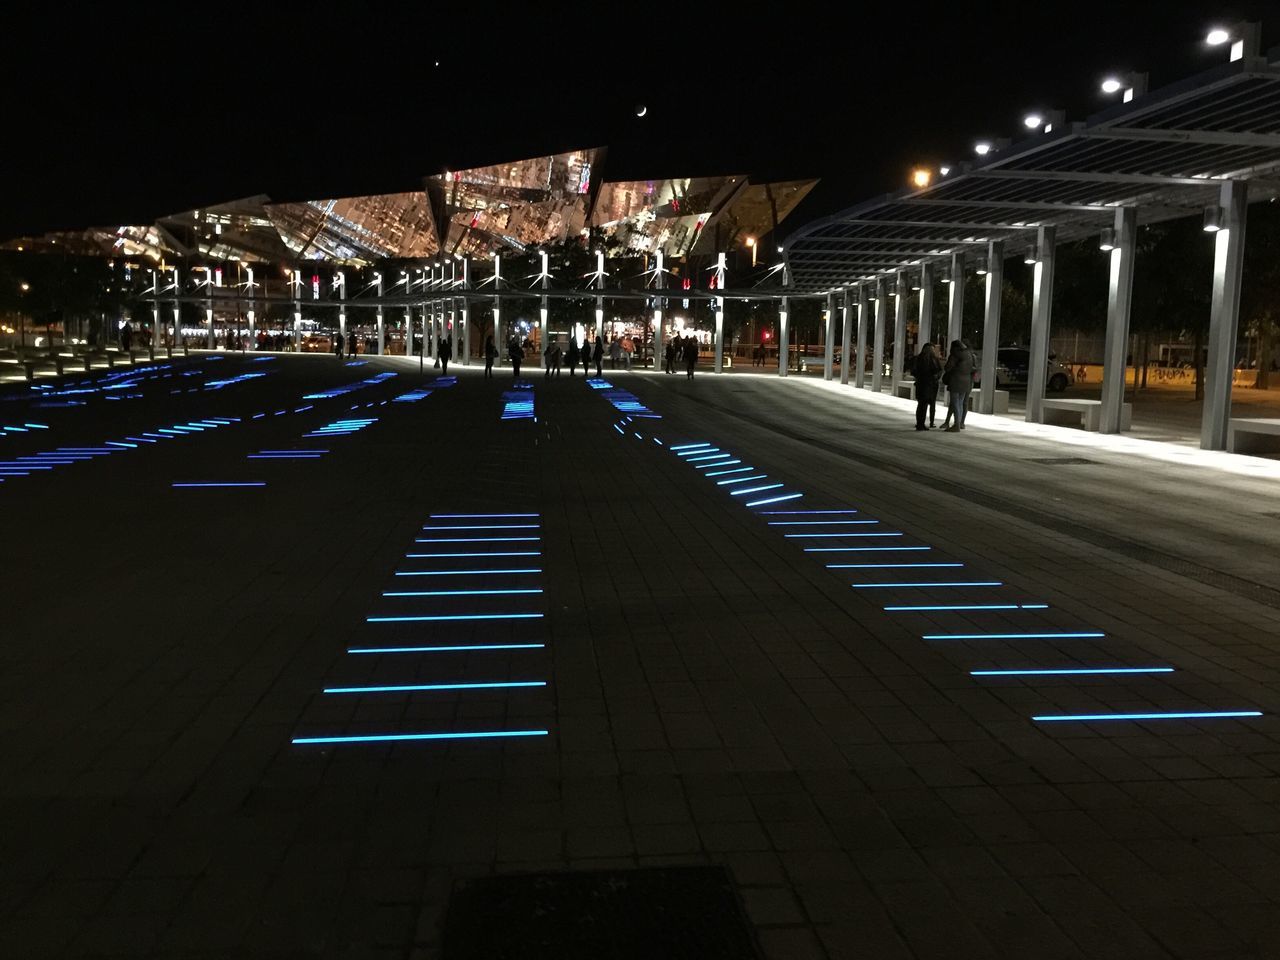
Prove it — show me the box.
[759,509,858,515]
[420,524,540,531]
[405,552,541,559]
[1033,711,1261,722]
[292,729,549,744]
[613,425,624,434]
[172,482,266,488]
[382,589,544,597]
[802,533,903,539]
[838,563,963,568]
[924,632,1105,640]
[366,613,545,622]
[705,466,753,477]
[670,442,711,451]
[851,581,1003,588]
[718,474,768,486]
[731,483,783,496]
[431,513,540,518]
[696,459,742,470]
[348,643,547,654]
[414,537,541,543]
[325,681,547,694]
[971,667,1174,676]
[885,603,1043,611]
[124,436,157,443]
[676,447,718,456]
[105,441,138,448]
[813,546,925,553]
[686,453,732,463]
[768,521,871,526]
[260,449,329,454]
[746,493,804,507]
[654,438,663,445]
[633,433,643,440]
[23,423,49,429]
[784,531,883,537]
[395,569,542,576]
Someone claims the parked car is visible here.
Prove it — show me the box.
[973,347,1073,392]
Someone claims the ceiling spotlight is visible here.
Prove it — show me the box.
[1206,27,1230,45]
[940,166,952,176]
[975,259,989,276]
[911,168,932,189]
[1100,77,1123,94]
[1100,72,1147,102]
[1023,113,1044,129]
[1024,245,1039,265]
[1099,227,1116,252]
[974,142,992,156]
[1203,205,1224,232]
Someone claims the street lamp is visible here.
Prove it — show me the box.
[911,167,932,189]
[1205,22,1260,61]
[1100,72,1147,103]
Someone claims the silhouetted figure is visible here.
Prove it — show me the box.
[509,335,523,378]
[684,336,698,380]
[593,338,603,377]
[942,339,974,432]
[665,338,676,374]
[912,341,942,431]
[334,331,345,360]
[484,335,497,378]
[440,336,453,376]
[567,338,581,376]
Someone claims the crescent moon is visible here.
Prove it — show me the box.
[636,105,647,117]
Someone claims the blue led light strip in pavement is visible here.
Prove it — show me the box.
[1033,711,1261,722]
[414,537,541,543]
[718,475,768,486]
[431,513,541,518]
[293,729,549,744]
[851,581,1004,588]
[172,482,266,488]
[769,520,871,526]
[731,483,783,496]
[382,589,544,597]
[696,459,741,470]
[670,442,711,451]
[421,524,540,531]
[805,533,904,540]
[886,603,1047,611]
[705,466,752,477]
[972,667,1173,676]
[366,613,545,622]
[837,563,963,569]
[686,453,732,463]
[924,632,1105,640]
[746,493,804,507]
[349,643,547,654]
[325,680,547,694]
[677,447,720,457]
[815,547,928,553]
[395,568,542,576]
[405,553,541,559]
[784,530,882,537]
[760,509,859,515]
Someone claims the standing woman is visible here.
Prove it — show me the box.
[484,335,497,378]
[912,341,942,431]
[440,335,453,377]
[509,335,523,378]
[593,337,604,377]
[684,336,698,380]
[567,337,580,377]
[942,339,974,432]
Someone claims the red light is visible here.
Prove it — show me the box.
[682,278,691,290]
[763,331,771,340]
[470,216,479,228]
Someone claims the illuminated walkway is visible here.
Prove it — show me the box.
[1,355,1278,959]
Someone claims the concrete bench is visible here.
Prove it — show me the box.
[967,388,1010,414]
[894,380,917,400]
[1040,398,1131,431]
[1228,418,1280,455]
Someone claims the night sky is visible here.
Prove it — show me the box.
[2,1,1273,241]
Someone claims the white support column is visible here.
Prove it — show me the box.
[947,252,965,347]
[461,258,472,365]
[713,251,726,374]
[448,260,458,361]
[777,297,790,377]
[1100,207,1138,434]
[652,252,665,370]
[335,270,344,349]
[374,272,384,357]
[823,290,836,381]
[492,255,502,362]
[977,240,1004,414]
[839,287,854,385]
[171,266,181,350]
[594,249,605,347]
[1025,225,1057,423]
[292,269,302,352]
[539,249,549,369]
[1202,180,1249,450]
[871,277,888,393]
[891,271,908,390]
[917,262,934,352]
[247,267,257,348]
[854,285,868,389]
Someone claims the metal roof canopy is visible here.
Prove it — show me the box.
[784,51,1280,292]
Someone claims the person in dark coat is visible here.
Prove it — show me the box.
[912,341,942,431]
[567,338,580,376]
[440,335,453,376]
[592,337,604,377]
[509,335,522,378]
[484,335,497,377]
[665,337,676,374]
[942,339,975,431]
[684,336,698,380]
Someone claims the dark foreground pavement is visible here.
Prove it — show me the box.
[2,353,1279,959]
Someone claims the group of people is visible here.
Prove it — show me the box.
[910,338,975,432]
[663,335,700,379]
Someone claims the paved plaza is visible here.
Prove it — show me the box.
[3,353,1280,959]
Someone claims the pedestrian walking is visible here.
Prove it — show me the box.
[608,337,622,370]
[334,331,345,360]
[593,337,604,377]
[942,339,974,432]
[484,335,497,378]
[684,336,698,380]
[665,337,676,374]
[440,335,453,376]
[509,335,523,378]
[567,338,580,376]
[912,341,942,431]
